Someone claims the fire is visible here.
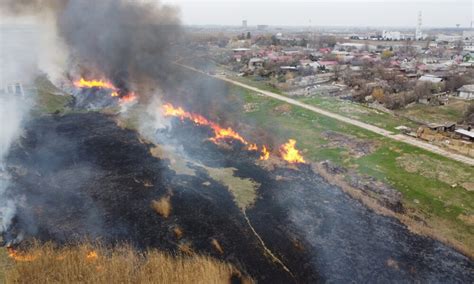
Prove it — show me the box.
[7,248,38,262]
[74,78,138,104]
[163,103,248,145]
[163,103,307,164]
[119,92,137,104]
[247,144,258,151]
[73,78,118,90]
[209,127,247,145]
[279,139,305,164]
[86,251,99,261]
[260,145,270,160]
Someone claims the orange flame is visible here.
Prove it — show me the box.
[119,92,138,104]
[247,144,258,151]
[163,103,248,145]
[260,145,270,160]
[86,251,99,261]
[279,139,305,164]
[7,248,38,262]
[163,103,307,164]
[74,78,118,90]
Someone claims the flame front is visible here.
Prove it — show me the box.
[163,103,306,164]
[74,78,118,90]
[86,251,99,261]
[119,92,137,104]
[280,139,305,164]
[74,78,138,104]
[163,103,248,145]
[260,145,270,160]
[7,248,38,262]
[247,144,258,151]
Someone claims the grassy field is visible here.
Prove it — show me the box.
[1,243,247,284]
[226,73,423,133]
[396,99,472,124]
[34,76,74,114]
[222,83,474,255]
[298,96,420,132]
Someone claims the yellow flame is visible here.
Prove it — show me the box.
[86,251,98,261]
[260,145,270,160]
[74,78,118,90]
[7,248,38,262]
[163,103,248,145]
[280,139,305,163]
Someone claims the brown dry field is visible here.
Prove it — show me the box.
[1,243,251,284]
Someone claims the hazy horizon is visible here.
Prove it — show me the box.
[164,0,473,28]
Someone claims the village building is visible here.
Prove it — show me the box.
[418,74,443,83]
[457,84,474,100]
[455,128,474,141]
[426,123,456,132]
[382,30,403,40]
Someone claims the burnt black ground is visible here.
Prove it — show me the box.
[4,112,474,283]
[5,112,312,283]
[171,119,474,283]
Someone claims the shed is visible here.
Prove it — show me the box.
[457,85,474,100]
[426,123,456,132]
[455,129,474,141]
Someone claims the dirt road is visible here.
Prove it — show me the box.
[177,63,474,166]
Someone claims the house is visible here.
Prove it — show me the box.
[317,60,338,70]
[426,123,456,132]
[419,75,443,83]
[0,82,24,96]
[457,85,474,100]
[382,30,403,40]
[455,129,474,141]
[248,58,264,70]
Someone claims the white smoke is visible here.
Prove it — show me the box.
[0,94,27,232]
[137,97,170,142]
[0,19,39,235]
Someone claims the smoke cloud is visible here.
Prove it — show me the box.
[1,0,182,96]
[0,0,182,242]
[0,94,29,234]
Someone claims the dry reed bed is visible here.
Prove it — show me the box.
[3,243,251,284]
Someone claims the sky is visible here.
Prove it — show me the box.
[162,0,474,27]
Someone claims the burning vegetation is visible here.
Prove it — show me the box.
[4,243,250,284]
[162,103,305,163]
[280,139,306,164]
[73,78,137,105]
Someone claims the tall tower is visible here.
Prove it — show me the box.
[415,11,423,40]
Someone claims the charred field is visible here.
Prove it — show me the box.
[1,111,472,283]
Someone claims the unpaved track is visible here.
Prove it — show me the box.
[176,63,474,167]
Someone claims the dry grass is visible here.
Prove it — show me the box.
[3,243,251,284]
[178,242,195,255]
[151,196,172,218]
[173,226,184,239]
[211,239,224,255]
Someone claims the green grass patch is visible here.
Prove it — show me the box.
[34,76,73,114]
[180,66,474,253]
[228,74,284,95]
[234,81,474,250]
[298,96,419,132]
[396,99,471,124]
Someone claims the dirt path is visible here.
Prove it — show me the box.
[176,63,474,167]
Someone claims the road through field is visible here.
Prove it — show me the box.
[176,63,474,167]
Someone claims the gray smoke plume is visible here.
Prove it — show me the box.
[0,94,28,233]
[0,0,182,241]
[1,0,182,96]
